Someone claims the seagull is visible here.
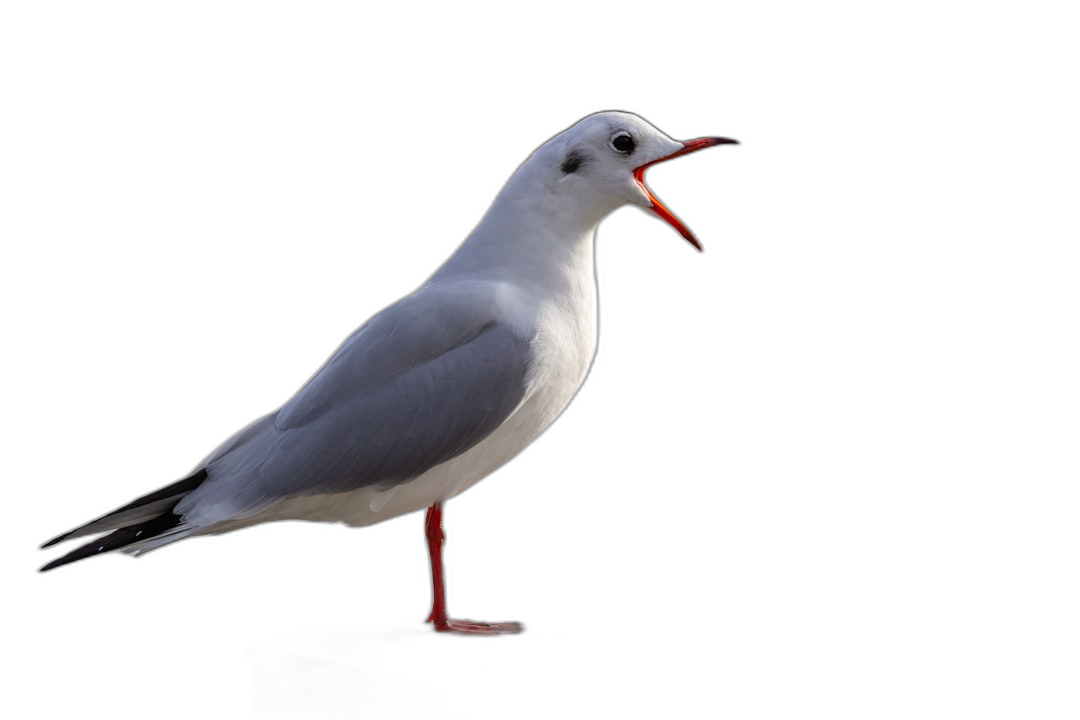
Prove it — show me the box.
[39,111,737,634]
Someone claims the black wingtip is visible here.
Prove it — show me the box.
[39,541,102,571]
[39,469,207,551]
[40,532,72,550]
[39,558,65,573]
[38,512,184,572]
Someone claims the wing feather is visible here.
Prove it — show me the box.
[174,284,531,526]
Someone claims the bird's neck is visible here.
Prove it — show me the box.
[429,165,609,297]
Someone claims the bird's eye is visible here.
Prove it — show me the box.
[610,132,635,154]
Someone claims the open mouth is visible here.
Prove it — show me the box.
[630,136,738,252]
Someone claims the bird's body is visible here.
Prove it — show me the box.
[211,259,598,534]
[40,111,736,633]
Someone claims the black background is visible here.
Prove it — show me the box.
[12,14,911,716]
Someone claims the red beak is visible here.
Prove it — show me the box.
[632,137,738,251]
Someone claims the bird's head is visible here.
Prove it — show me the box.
[541,111,738,250]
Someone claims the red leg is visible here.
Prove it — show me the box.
[424,502,524,634]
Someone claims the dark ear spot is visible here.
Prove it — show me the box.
[561,150,585,174]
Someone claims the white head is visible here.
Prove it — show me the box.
[523,111,738,250]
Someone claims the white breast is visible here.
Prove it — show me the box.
[353,272,599,522]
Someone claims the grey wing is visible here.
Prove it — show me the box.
[175,287,532,526]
